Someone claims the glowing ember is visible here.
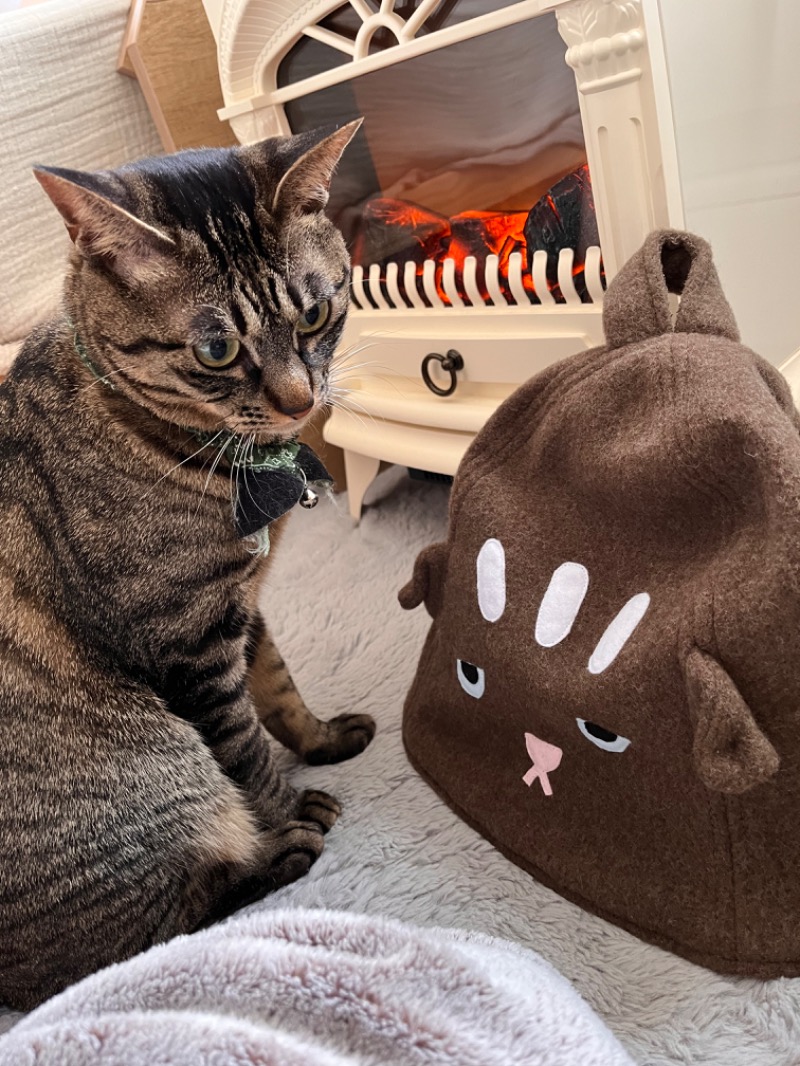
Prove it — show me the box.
[351,165,603,306]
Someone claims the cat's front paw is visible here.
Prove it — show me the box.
[298,788,341,833]
[305,713,376,766]
[264,820,325,889]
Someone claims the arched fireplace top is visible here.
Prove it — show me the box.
[217,1,573,114]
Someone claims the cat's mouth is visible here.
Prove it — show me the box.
[234,396,320,442]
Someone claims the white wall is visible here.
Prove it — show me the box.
[658,0,800,365]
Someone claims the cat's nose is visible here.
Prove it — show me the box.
[276,398,315,421]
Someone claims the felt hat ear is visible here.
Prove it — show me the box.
[399,542,449,619]
[270,120,363,218]
[34,166,174,285]
[684,648,780,793]
[602,230,740,350]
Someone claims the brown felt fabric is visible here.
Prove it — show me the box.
[400,230,800,977]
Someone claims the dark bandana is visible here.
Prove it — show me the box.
[234,442,331,538]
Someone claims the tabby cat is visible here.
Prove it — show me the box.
[0,121,375,1010]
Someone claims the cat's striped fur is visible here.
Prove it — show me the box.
[0,123,374,1010]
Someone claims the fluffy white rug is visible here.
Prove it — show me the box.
[3,467,800,1064]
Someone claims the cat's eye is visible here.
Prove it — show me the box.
[456,659,485,699]
[576,718,630,753]
[193,337,240,368]
[297,300,330,335]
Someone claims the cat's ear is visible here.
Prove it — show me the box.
[270,119,363,218]
[33,166,175,285]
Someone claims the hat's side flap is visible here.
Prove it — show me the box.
[684,647,780,794]
[399,542,449,618]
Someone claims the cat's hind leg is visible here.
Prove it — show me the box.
[246,615,376,765]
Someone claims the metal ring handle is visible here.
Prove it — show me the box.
[421,349,464,397]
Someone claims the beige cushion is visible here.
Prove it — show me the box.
[0,0,162,371]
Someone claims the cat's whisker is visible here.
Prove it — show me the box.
[328,391,375,421]
[326,397,371,431]
[328,355,401,392]
[239,434,267,527]
[329,357,392,379]
[328,365,395,387]
[333,407,369,432]
[328,328,405,367]
[242,432,271,530]
[229,432,249,521]
[140,425,227,501]
[329,341,381,370]
[194,430,237,519]
[328,373,407,409]
[77,359,142,395]
[331,341,383,359]
[330,361,399,381]
[227,436,241,518]
[327,382,364,403]
[328,391,371,415]
[329,371,406,400]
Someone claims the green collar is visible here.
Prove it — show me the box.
[72,325,119,390]
[68,319,300,474]
[191,431,301,471]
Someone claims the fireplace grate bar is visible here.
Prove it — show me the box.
[351,246,605,311]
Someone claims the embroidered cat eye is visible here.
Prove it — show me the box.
[576,718,631,753]
[297,300,330,335]
[193,337,240,368]
[457,659,485,699]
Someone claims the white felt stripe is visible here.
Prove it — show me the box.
[476,539,505,622]
[588,592,650,674]
[535,562,589,647]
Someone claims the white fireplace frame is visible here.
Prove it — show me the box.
[204,0,686,518]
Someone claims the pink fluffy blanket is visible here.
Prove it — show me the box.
[0,909,634,1065]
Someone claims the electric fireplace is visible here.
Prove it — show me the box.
[205,0,684,517]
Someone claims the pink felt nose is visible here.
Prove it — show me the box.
[522,732,563,796]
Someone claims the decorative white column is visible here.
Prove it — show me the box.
[543,0,684,277]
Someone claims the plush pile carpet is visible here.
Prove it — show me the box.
[3,467,799,1064]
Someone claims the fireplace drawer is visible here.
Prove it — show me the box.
[349,330,593,389]
[338,377,510,434]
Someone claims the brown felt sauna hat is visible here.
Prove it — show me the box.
[400,230,800,977]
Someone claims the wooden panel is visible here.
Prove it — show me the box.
[119,0,237,152]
